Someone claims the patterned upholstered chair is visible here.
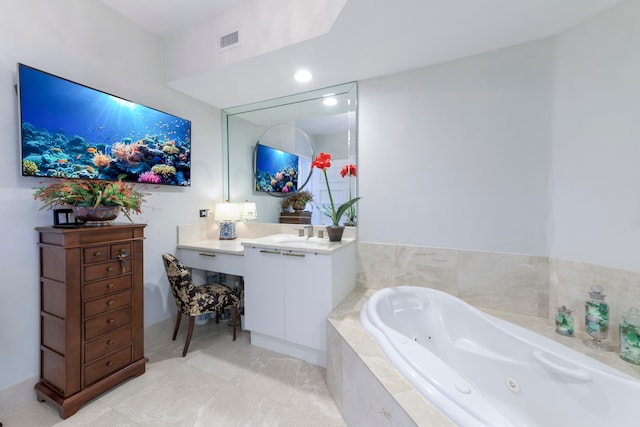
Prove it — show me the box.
[161,253,240,356]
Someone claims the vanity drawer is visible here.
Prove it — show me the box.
[84,290,131,318]
[84,276,131,300]
[176,248,244,276]
[84,326,132,363]
[84,307,131,340]
[84,258,131,282]
[84,345,131,386]
[83,245,110,264]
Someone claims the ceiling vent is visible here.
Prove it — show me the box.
[219,30,239,49]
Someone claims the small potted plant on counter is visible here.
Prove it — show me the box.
[312,152,361,242]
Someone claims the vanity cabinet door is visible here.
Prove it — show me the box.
[244,245,332,352]
[244,246,285,339]
[283,252,331,350]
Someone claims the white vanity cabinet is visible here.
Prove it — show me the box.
[243,240,356,367]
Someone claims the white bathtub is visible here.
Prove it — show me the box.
[360,286,640,427]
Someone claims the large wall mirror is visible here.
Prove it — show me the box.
[223,82,358,225]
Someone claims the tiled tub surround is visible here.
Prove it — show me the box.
[327,242,640,425]
[356,242,640,350]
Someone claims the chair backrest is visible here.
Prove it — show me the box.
[161,253,196,313]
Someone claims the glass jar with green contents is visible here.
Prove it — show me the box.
[555,305,574,337]
[584,285,612,351]
[619,307,640,365]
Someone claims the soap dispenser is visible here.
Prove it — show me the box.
[619,307,640,365]
[584,285,613,351]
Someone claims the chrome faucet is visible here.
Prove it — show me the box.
[296,225,314,237]
[304,225,313,237]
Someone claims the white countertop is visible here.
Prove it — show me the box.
[177,234,356,256]
[176,238,248,255]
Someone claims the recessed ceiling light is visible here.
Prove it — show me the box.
[322,97,338,106]
[294,70,312,82]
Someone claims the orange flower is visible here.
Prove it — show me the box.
[340,164,357,177]
[311,152,331,170]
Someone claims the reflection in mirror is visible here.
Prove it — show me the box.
[253,124,314,195]
[223,82,357,226]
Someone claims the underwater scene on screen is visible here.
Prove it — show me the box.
[19,65,191,186]
[255,144,299,193]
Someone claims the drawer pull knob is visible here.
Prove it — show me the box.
[106,361,113,367]
[108,319,115,324]
[106,267,114,272]
[94,252,103,258]
[107,283,115,289]
[107,300,115,306]
[198,252,216,257]
[107,340,114,345]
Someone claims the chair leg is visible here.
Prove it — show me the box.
[172,313,182,340]
[182,316,196,357]
[231,304,237,341]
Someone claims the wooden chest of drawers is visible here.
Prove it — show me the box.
[35,224,147,418]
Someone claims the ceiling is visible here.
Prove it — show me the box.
[101,0,624,108]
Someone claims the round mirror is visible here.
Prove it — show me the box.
[252,124,314,197]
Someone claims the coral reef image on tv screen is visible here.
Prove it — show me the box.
[255,143,299,193]
[19,64,191,186]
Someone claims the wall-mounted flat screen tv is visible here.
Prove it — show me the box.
[18,63,191,186]
[254,143,299,193]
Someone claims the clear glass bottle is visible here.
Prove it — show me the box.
[584,285,613,351]
[619,307,640,365]
[555,306,574,336]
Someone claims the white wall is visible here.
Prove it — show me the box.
[549,0,640,272]
[356,0,639,269]
[0,0,222,391]
[358,38,555,255]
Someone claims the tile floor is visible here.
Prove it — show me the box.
[1,317,346,426]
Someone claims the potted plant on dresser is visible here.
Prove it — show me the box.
[33,176,147,223]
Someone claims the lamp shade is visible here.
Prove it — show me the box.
[241,202,257,220]
[214,202,240,221]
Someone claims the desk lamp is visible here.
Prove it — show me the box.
[215,202,240,240]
